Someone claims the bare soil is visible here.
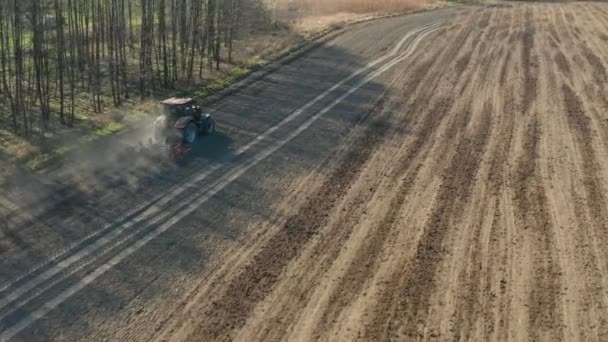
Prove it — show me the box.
[156,3,608,341]
[4,3,608,341]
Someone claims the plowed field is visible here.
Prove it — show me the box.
[3,3,608,341]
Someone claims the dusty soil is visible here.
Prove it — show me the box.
[4,2,608,341]
[156,3,608,341]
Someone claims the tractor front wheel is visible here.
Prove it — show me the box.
[203,117,215,136]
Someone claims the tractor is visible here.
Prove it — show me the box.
[153,97,216,159]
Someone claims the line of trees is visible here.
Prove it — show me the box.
[0,0,257,137]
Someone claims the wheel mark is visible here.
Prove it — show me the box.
[0,20,442,301]
[390,103,492,340]
[263,32,449,339]
[561,85,608,337]
[0,23,444,341]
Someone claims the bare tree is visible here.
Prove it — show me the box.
[0,0,253,137]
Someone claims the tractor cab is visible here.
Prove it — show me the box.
[161,97,199,122]
[155,97,215,145]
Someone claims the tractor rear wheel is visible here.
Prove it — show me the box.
[183,123,198,144]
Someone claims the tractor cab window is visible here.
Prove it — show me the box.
[164,105,190,118]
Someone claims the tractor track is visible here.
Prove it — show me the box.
[0,20,443,300]
[5,3,608,341]
[0,18,445,341]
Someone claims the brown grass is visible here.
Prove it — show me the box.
[273,0,431,34]
[275,0,429,16]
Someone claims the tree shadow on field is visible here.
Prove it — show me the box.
[2,38,406,341]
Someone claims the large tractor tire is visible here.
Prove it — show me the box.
[202,117,216,136]
[182,122,198,144]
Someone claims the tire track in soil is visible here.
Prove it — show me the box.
[454,10,490,79]
[19,5,608,342]
[549,24,560,44]
[554,7,587,85]
[456,11,491,97]
[578,6,608,331]
[591,4,608,37]
[522,7,537,113]
[582,5,608,72]
[479,9,504,84]
[434,24,484,163]
[186,89,396,341]
[484,55,517,338]
[552,7,570,52]
[236,30,449,341]
[495,10,526,327]
[388,101,492,340]
[554,50,571,77]
[486,196,509,341]
[592,3,608,31]
[306,40,450,338]
[539,10,608,337]
[558,5,608,338]
[2,22,448,340]
[188,5,602,342]
[499,7,517,87]
[500,50,512,86]
[568,7,608,161]
[317,95,450,338]
[442,9,507,339]
[597,5,608,25]
[360,13,482,339]
[242,88,396,342]
[366,14,496,335]
[565,11,575,24]
[513,116,563,341]
[561,84,608,338]
[512,6,564,340]
[451,103,493,342]
[581,44,607,85]
[562,5,608,167]
[308,15,486,335]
